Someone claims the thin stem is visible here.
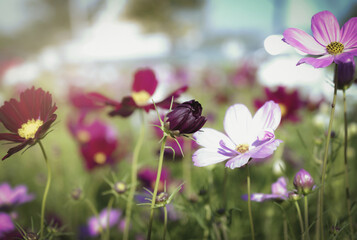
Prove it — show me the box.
[304,196,310,240]
[295,201,305,240]
[247,165,255,240]
[39,141,51,240]
[163,206,168,240]
[147,136,167,240]
[183,139,192,196]
[123,111,146,240]
[223,167,228,209]
[343,89,354,239]
[283,209,288,240]
[319,64,338,240]
[106,197,115,240]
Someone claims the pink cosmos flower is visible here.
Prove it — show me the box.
[193,101,282,169]
[0,183,34,209]
[283,10,357,68]
[0,213,15,237]
[87,208,121,237]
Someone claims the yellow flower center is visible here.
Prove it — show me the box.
[94,152,106,164]
[279,104,287,117]
[132,90,151,106]
[326,42,344,55]
[115,182,126,192]
[236,144,249,153]
[77,130,90,143]
[18,119,43,139]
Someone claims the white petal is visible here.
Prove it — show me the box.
[252,101,281,131]
[193,128,235,149]
[225,153,251,169]
[192,148,230,167]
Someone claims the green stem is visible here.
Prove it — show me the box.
[147,136,167,240]
[39,141,52,240]
[318,64,338,240]
[343,89,354,239]
[283,209,288,240]
[106,197,115,240]
[223,167,228,209]
[123,111,146,240]
[295,201,305,240]
[163,206,168,240]
[247,165,255,240]
[304,196,310,240]
[183,139,192,196]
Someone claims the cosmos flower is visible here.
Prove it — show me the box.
[283,10,357,68]
[193,101,282,169]
[138,167,171,192]
[254,86,303,122]
[0,183,34,210]
[0,213,14,238]
[0,87,57,160]
[68,118,119,170]
[89,68,187,117]
[87,208,121,237]
[242,177,289,202]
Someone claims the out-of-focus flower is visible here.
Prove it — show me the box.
[242,177,289,202]
[337,57,356,90]
[164,100,207,137]
[0,87,57,160]
[293,169,315,195]
[89,68,187,117]
[87,208,121,237]
[283,10,357,68]
[68,119,119,170]
[231,61,257,86]
[68,87,105,113]
[138,167,170,192]
[193,101,282,169]
[0,213,14,238]
[254,86,303,122]
[0,183,34,210]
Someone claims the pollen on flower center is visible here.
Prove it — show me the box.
[18,119,43,139]
[326,42,344,55]
[94,152,106,164]
[132,90,151,106]
[236,144,249,153]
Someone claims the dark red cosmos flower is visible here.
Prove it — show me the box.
[254,86,303,122]
[0,87,57,160]
[89,68,188,117]
[68,118,119,170]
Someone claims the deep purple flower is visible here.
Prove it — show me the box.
[242,177,289,202]
[165,100,207,136]
[87,208,121,237]
[89,68,187,117]
[293,169,315,195]
[0,183,34,210]
[283,10,357,68]
[0,213,14,238]
[336,57,356,90]
[193,101,282,169]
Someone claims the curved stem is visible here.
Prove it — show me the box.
[123,111,146,240]
[304,196,310,240]
[147,136,167,240]
[343,89,354,239]
[163,206,167,240]
[295,201,304,240]
[318,64,338,240]
[39,141,52,240]
[247,165,255,240]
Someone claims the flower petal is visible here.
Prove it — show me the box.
[297,55,334,68]
[192,148,230,167]
[283,28,326,54]
[242,193,266,202]
[108,97,137,117]
[193,128,235,150]
[225,153,251,169]
[2,141,30,160]
[311,10,340,45]
[252,101,281,131]
[132,68,158,96]
[340,17,357,49]
[223,104,252,145]
[250,139,282,159]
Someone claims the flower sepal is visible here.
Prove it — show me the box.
[138,183,183,209]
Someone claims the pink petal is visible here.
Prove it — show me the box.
[297,55,334,68]
[193,128,235,149]
[344,48,357,56]
[223,104,252,145]
[283,28,326,54]
[192,148,230,167]
[225,153,251,169]
[311,11,340,46]
[252,101,281,131]
[132,68,158,96]
[340,17,357,49]
[334,52,355,64]
[250,139,282,159]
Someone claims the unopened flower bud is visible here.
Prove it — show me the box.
[71,188,82,201]
[165,100,207,136]
[114,181,127,194]
[293,169,315,195]
[156,192,169,203]
[336,58,355,90]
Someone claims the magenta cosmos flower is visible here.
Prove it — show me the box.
[193,101,282,169]
[87,208,121,237]
[89,68,188,117]
[0,87,57,160]
[283,10,357,68]
[254,86,303,122]
[242,177,288,202]
[0,183,34,210]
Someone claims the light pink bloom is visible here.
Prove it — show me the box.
[87,208,121,236]
[283,10,357,68]
[193,101,282,169]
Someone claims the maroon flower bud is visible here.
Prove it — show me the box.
[164,100,207,136]
[293,169,315,195]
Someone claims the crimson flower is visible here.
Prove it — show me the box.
[283,10,357,68]
[89,68,187,117]
[0,87,57,160]
[254,86,303,122]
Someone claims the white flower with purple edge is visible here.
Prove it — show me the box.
[192,101,282,169]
